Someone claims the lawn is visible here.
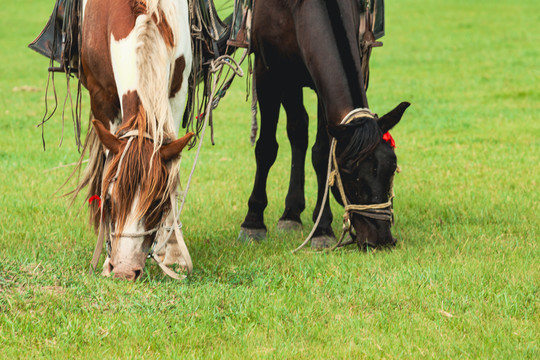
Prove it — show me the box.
[0,0,538,358]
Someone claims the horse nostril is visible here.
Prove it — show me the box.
[108,262,115,274]
[133,269,142,280]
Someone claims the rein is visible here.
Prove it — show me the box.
[292,108,394,253]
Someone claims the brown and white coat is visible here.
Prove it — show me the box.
[79,0,193,280]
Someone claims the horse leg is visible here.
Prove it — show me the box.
[277,87,308,232]
[239,69,282,242]
[158,65,193,271]
[310,100,336,249]
[153,204,190,271]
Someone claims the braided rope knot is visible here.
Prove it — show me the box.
[328,169,337,187]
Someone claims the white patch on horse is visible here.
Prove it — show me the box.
[82,0,88,21]
[110,31,139,114]
[168,0,192,134]
[113,193,147,267]
[85,1,194,278]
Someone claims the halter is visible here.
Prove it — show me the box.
[89,130,191,280]
[293,108,395,253]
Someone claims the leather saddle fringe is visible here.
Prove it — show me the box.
[29,0,83,150]
[29,0,81,76]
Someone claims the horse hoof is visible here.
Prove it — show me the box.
[238,227,267,243]
[277,220,303,231]
[311,235,337,250]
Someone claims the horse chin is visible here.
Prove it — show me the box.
[352,217,396,249]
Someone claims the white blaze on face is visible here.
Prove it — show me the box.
[111,192,148,270]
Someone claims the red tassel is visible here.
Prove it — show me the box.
[382,132,395,148]
[88,195,101,208]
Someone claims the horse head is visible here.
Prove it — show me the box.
[92,120,193,280]
[330,102,410,248]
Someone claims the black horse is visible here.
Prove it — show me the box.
[239,0,410,248]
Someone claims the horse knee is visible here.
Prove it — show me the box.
[255,138,278,166]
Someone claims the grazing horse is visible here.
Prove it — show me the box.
[78,0,193,280]
[239,0,410,248]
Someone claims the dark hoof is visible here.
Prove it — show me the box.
[238,227,267,243]
[311,235,337,250]
[277,220,303,231]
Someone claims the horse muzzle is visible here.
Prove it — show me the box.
[352,216,396,249]
[102,258,144,281]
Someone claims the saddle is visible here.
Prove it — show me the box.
[29,0,384,70]
[358,0,385,90]
[28,0,245,71]
[28,0,81,75]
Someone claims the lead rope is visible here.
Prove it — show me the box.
[292,139,336,253]
[148,192,191,280]
[292,110,372,253]
[148,55,245,279]
[179,55,244,215]
[292,109,394,253]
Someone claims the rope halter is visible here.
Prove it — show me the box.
[90,130,190,279]
[330,108,395,228]
[293,108,396,253]
[104,130,162,245]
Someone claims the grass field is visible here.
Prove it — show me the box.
[0,0,538,358]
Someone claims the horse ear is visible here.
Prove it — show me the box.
[92,120,121,154]
[378,102,411,133]
[160,132,195,162]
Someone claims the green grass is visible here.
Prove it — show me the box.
[1,0,538,358]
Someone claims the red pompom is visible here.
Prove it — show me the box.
[88,195,101,208]
[382,132,395,148]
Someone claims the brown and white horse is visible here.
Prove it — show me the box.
[78,0,193,280]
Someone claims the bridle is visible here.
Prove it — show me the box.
[293,108,395,252]
[89,130,191,280]
[329,109,395,249]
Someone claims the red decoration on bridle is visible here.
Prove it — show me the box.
[382,132,395,148]
[88,195,101,208]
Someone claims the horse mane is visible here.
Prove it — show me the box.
[324,0,364,109]
[83,107,179,234]
[101,115,176,237]
[133,0,180,151]
[337,116,382,171]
